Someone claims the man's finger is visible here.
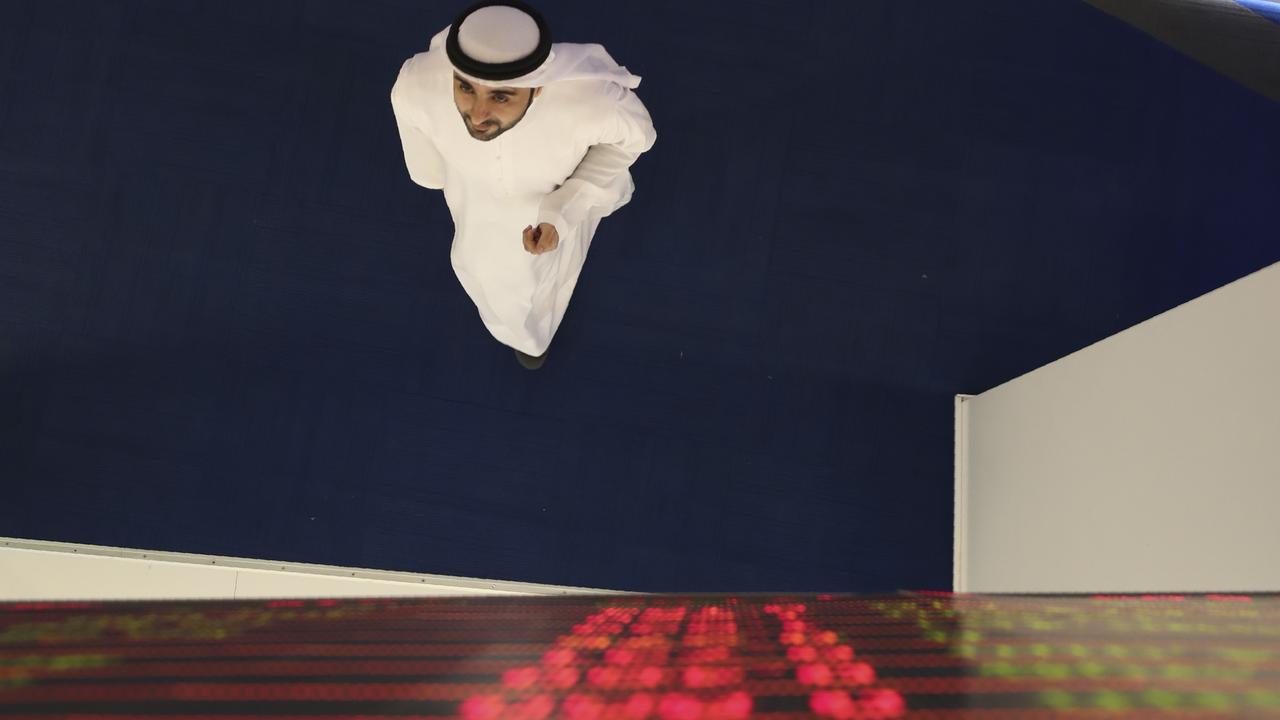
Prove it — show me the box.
[536,225,554,251]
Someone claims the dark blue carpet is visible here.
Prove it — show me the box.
[1,0,1277,592]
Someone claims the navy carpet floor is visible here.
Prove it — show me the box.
[1,0,1277,592]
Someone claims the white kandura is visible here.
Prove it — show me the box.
[391,25,657,356]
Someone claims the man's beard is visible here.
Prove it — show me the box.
[463,93,535,142]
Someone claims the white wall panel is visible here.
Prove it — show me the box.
[957,262,1280,593]
[0,538,622,600]
[1,548,239,601]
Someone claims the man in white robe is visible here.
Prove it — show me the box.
[390,0,657,369]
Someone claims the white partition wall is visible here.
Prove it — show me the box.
[0,537,623,600]
[955,261,1280,593]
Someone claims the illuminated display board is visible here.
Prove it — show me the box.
[2,593,1278,717]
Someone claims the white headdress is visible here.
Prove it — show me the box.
[442,0,641,90]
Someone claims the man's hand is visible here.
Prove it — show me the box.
[523,223,560,255]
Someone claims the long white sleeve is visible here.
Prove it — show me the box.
[536,83,657,232]
[391,61,447,190]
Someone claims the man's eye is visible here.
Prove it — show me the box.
[494,95,508,103]
[460,84,472,93]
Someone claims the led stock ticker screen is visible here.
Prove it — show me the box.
[2,592,1279,718]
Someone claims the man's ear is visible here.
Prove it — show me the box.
[534,87,543,98]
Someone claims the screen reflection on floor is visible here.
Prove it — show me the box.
[2,592,1278,718]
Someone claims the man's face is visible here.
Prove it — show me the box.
[453,73,542,141]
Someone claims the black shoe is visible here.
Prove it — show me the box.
[515,347,548,370]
